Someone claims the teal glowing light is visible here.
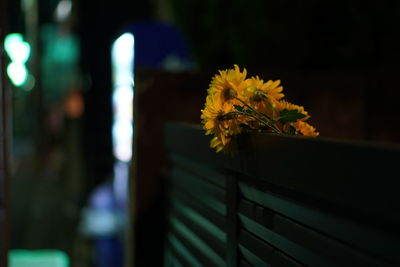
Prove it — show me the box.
[7,62,28,86]
[4,33,31,63]
[9,249,70,267]
[4,34,23,56]
[4,33,31,87]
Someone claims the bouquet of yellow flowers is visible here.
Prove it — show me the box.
[201,65,318,153]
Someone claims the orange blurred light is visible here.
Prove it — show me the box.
[65,90,84,118]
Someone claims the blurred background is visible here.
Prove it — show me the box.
[1,0,400,266]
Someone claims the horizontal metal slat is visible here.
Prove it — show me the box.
[169,229,219,267]
[170,201,226,260]
[165,123,400,227]
[239,198,388,266]
[239,244,270,267]
[167,233,202,267]
[168,186,227,230]
[237,131,400,229]
[170,166,225,202]
[239,181,400,265]
[170,198,226,244]
[164,242,188,267]
[239,230,303,267]
[239,215,330,266]
[170,152,227,188]
[169,168,226,216]
[169,216,225,267]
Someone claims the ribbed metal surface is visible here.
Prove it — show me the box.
[238,182,398,266]
[166,153,227,266]
[164,123,400,267]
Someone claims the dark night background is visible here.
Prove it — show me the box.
[77,0,400,166]
[2,0,400,266]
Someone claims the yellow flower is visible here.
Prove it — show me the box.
[208,64,248,103]
[294,121,319,136]
[246,76,284,102]
[244,76,284,119]
[275,100,315,134]
[202,66,319,153]
[201,94,241,151]
[276,100,309,120]
[210,136,225,153]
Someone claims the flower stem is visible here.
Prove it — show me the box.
[224,110,281,134]
[233,97,282,134]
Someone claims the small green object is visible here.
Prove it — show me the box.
[279,109,306,123]
[234,105,253,115]
[8,249,69,267]
[234,104,244,112]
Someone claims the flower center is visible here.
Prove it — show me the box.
[223,87,237,101]
[217,111,226,121]
[252,90,267,102]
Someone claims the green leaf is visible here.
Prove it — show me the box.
[234,105,254,116]
[234,105,244,112]
[279,109,306,123]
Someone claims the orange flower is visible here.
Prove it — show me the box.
[244,77,285,119]
[201,94,241,151]
[208,64,249,103]
[201,66,319,153]
[246,76,284,101]
[294,120,319,136]
[276,100,309,120]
